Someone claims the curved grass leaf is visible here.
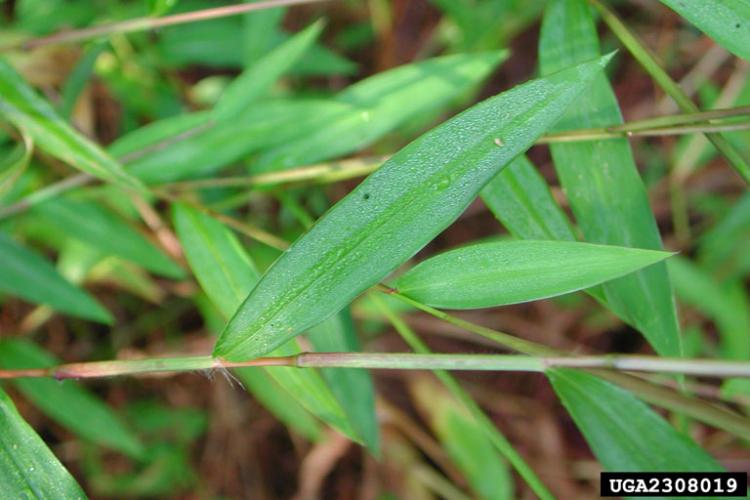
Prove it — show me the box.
[549,369,722,472]
[253,51,509,171]
[394,240,672,309]
[172,203,365,444]
[214,55,612,360]
[0,231,112,323]
[213,20,323,122]
[308,309,380,453]
[33,196,184,279]
[0,131,32,197]
[0,339,144,459]
[411,376,512,500]
[0,387,85,499]
[660,0,750,61]
[540,0,681,357]
[0,58,143,191]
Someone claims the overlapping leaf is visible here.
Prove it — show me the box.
[539,0,681,356]
[173,204,375,445]
[214,55,611,360]
[0,59,143,191]
[660,0,750,61]
[549,369,723,472]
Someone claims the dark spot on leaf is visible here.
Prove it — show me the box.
[736,23,741,29]
[363,193,370,200]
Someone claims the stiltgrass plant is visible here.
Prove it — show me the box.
[0,0,749,496]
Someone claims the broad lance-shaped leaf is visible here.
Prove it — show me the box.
[0,231,112,323]
[0,58,143,191]
[213,20,323,122]
[0,387,86,499]
[33,195,184,279]
[549,369,723,472]
[394,240,672,310]
[540,0,681,357]
[173,204,377,446]
[410,376,512,500]
[660,0,750,62]
[0,339,144,459]
[214,55,612,360]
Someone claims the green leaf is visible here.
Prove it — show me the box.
[539,0,682,357]
[411,376,512,500]
[660,0,750,61]
[394,240,672,309]
[253,51,509,171]
[0,131,32,197]
[668,257,750,359]
[308,309,380,453]
[214,55,611,360]
[60,41,107,119]
[172,203,364,443]
[548,369,723,472]
[0,231,112,323]
[0,339,144,459]
[0,387,86,499]
[213,20,323,121]
[482,155,576,241]
[33,195,184,279]
[0,58,143,191]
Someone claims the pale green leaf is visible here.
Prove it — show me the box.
[394,240,671,309]
[0,58,143,191]
[213,20,323,121]
[0,387,86,499]
[539,0,682,356]
[0,231,112,323]
[214,55,611,360]
[0,339,144,459]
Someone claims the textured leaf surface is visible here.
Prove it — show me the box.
[395,240,671,309]
[0,387,85,499]
[660,0,750,61]
[172,204,365,443]
[549,369,722,472]
[0,339,144,458]
[539,0,681,356]
[0,58,142,191]
[0,231,111,323]
[33,196,184,279]
[214,55,610,360]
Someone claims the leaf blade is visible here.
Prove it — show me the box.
[394,240,672,310]
[539,0,682,356]
[214,55,612,360]
[0,231,112,323]
[0,387,85,499]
